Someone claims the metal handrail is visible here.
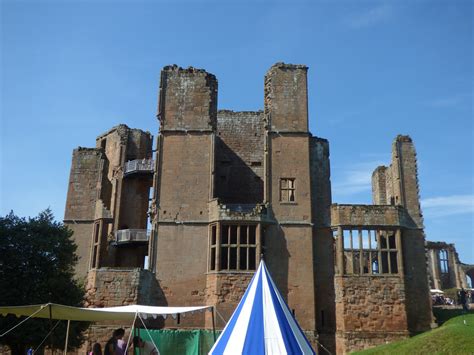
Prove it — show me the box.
[124,159,154,175]
[115,229,150,243]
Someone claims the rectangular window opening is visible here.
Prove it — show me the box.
[249,225,256,244]
[248,247,256,270]
[390,251,398,274]
[229,247,237,269]
[212,224,259,272]
[221,247,228,270]
[240,247,248,270]
[211,225,216,245]
[221,225,229,244]
[210,248,216,271]
[230,226,238,244]
[342,228,400,275]
[280,178,296,202]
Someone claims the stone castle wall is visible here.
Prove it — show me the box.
[335,276,409,353]
[215,110,264,204]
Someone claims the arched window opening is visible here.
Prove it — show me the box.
[439,249,449,274]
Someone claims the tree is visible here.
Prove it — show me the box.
[0,209,89,354]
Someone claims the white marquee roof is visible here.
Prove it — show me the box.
[0,303,212,322]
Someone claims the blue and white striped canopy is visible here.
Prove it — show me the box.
[209,260,315,355]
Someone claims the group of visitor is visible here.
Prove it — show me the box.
[431,288,473,308]
[431,294,454,305]
[89,328,159,355]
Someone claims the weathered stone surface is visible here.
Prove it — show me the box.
[215,110,264,204]
[331,204,417,228]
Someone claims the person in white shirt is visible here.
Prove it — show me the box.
[133,336,159,355]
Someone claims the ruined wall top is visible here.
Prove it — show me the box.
[395,135,413,143]
[331,204,418,228]
[158,65,218,132]
[95,124,152,144]
[391,134,423,228]
[426,241,456,250]
[267,62,308,72]
[372,166,388,205]
[162,64,217,77]
[264,62,309,133]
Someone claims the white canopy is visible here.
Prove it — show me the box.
[430,289,444,294]
[0,303,212,322]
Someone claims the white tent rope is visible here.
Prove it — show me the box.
[0,304,47,337]
[215,308,227,326]
[138,313,160,353]
[33,319,61,354]
[123,311,138,354]
[316,339,332,355]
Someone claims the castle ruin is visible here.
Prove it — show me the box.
[64,63,472,354]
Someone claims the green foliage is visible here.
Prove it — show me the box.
[0,209,89,354]
[352,311,474,355]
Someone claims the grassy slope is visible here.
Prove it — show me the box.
[352,313,474,355]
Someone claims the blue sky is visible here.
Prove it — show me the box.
[1,0,473,262]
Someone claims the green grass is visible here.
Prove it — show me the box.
[352,312,474,355]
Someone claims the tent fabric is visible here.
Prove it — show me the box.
[0,303,212,322]
[135,329,220,355]
[209,260,315,355]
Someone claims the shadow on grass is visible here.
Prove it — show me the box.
[432,307,474,325]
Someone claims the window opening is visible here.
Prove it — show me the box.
[342,228,399,275]
[439,250,449,274]
[210,225,217,271]
[280,178,296,202]
[210,224,259,271]
[91,222,101,269]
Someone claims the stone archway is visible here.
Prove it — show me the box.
[461,264,474,288]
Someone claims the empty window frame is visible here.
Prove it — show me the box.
[90,221,101,269]
[439,249,449,274]
[280,178,296,202]
[209,224,258,271]
[342,229,399,275]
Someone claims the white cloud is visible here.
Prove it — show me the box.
[422,194,474,218]
[344,3,392,29]
[333,161,385,196]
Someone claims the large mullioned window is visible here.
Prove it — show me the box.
[341,229,400,275]
[209,224,259,271]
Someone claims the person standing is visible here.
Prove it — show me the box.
[104,328,125,355]
[89,343,102,355]
[460,288,468,312]
[133,336,159,355]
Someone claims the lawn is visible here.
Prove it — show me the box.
[352,312,474,354]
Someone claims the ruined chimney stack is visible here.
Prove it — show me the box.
[264,63,309,133]
[157,65,218,132]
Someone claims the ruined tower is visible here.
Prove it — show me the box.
[330,135,433,353]
[64,125,153,277]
